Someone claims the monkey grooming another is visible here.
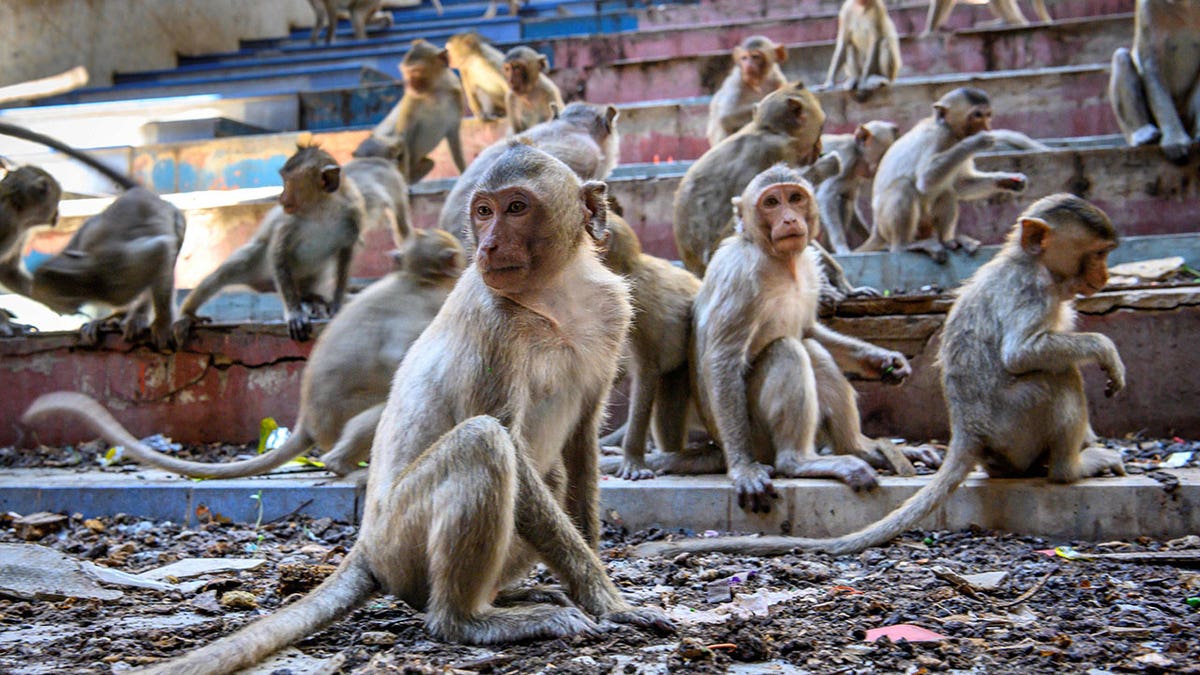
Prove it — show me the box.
[1109,0,1200,164]
[0,164,61,337]
[26,229,466,479]
[634,193,1125,556]
[923,0,1051,36]
[817,121,900,254]
[173,144,363,344]
[706,36,789,147]
[446,32,510,122]
[859,87,1029,263]
[821,0,902,102]
[504,46,565,134]
[82,142,673,674]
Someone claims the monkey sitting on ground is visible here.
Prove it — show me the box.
[706,36,789,147]
[42,142,674,673]
[173,144,363,344]
[817,120,900,254]
[634,193,1125,556]
[820,0,902,102]
[859,87,1031,263]
[308,0,390,45]
[504,46,565,134]
[1109,0,1200,164]
[26,229,466,479]
[923,0,1050,36]
[371,39,467,183]
[446,32,510,122]
[0,163,61,337]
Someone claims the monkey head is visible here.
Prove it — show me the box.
[854,120,901,179]
[469,141,608,296]
[598,213,643,276]
[402,39,450,90]
[1,165,61,228]
[754,82,826,164]
[934,87,992,139]
[445,32,483,68]
[396,228,467,280]
[1014,193,1118,298]
[278,146,340,215]
[733,164,818,258]
[557,102,620,146]
[735,36,786,87]
[352,134,408,171]
[503,46,547,93]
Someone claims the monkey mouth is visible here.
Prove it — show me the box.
[281,204,298,215]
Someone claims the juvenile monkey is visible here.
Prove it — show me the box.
[923,0,1051,36]
[372,39,467,183]
[342,155,412,247]
[173,145,363,343]
[504,46,565,134]
[706,36,789,147]
[308,0,389,44]
[1109,0,1200,164]
[634,194,1125,556]
[817,120,900,254]
[598,214,701,480]
[26,229,466,478]
[73,142,672,673]
[821,0,902,101]
[861,87,1029,263]
[446,32,510,122]
[0,164,61,336]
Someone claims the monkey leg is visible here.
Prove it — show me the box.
[320,404,384,475]
[410,157,437,183]
[987,0,1029,25]
[1109,48,1161,147]
[922,0,959,36]
[650,364,692,456]
[616,369,658,480]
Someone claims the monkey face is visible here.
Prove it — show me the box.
[471,187,541,293]
[1046,225,1116,296]
[756,183,813,256]
[738,48,769,82]
[504,61,529,91]
[966,105,993,136]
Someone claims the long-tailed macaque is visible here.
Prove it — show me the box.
[923,0,1051,36]
[860,87,1029,263]
[80,142,672,673]
[706,36,789,147]
[26,229,466,478]
[308,0,389,44]
[1109,0,1200,164]
[504,46,565,134]
[173,145,363,343]
[821,0,902,101]
[817,121,900,254]
[0,120,185,350]
[446,32,510,122]
[372,39,467,183]
[634,193,1125,556]
[0,164,61,336]
[438,102,619,240]
[598,215,701,480]
[342,155,411,247]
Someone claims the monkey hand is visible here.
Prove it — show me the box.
[171,314,210,347]
[862,350,911,385]
[969,131,997,152]
[599,606,676,636]
[1102,353,1126,397]
[731,462,777,513]
[287,312,313,341]
[996,174,1026,192]
[848,284,881,298]
[1129,124,1161,147]
[904,444,943,469]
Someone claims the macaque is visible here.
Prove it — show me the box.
[504,46,565,134]
[706,36,789,147]
[0,164,61,336]
[373,39,467,183]
[438,102,619,240]
[860,87,1029,263]
[1109,0,1200,164]
[342,155,412,247]
[446,32,510,122]
[675,82,828,277]
[923,0,1051,36]
[71,142,672,673]
[597,214,701,480]
[821,0,902,101]
[26,229,466,478]
[817,120,900,253]
[173,145,363,343]
[351,132,406,169]
[634,194,1125,557]
[308,0,390,44]
[483,0,525,18]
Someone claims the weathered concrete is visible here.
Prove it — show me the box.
[639,0,1127,24]
[0,468,1195,542]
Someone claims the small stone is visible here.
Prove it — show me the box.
[83,519,106,533]
[218,590,258,610]
[360,631,397,646]
[1134,653,1174,669]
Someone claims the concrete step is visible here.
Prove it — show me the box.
[0,468,1195,541]
[639,0,1126,23]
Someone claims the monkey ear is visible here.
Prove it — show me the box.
[580,180,609,241]
[320,165,341,193]
[550,103,561,120]
[437,49,450,67]
[538,54,549,72]
[1019,217,1051,255]
[731,196,745,234]
[603,106,619,134]
[437,247,461,275]
[787,98,807,124]
[854,125,872,145]
[933,103,949,121]
[774,45,788,64]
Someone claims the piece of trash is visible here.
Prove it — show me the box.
[961,571,1009,591]
[1159,451,1193,469]
[923,536,935,546]
[1034,548,1056,556]
[258,417,290,454]
[702,530,720,537]
[137,557,266,582]
[1185,597,1199,609]
[141,434,181,454]
[1134,653,1176,669]
[287,455,326,468]
[1054,546,1090,560]
[100,446,125,466]
[12,512,68,540]
[706,579,733,604]
[865,624,947,643]
[830,584,863,595]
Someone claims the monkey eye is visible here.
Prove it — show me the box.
[763,195,780,207]
[475,203,493,218]
[506,201,528,214]
[789,192,806,204]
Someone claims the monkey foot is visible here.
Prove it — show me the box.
[1077,446,1127,478]
[171,314,211,347]
[0,314,37,337]
[732,463,777,513]
[600,607,676,636]
[495,585,571,607]
[1129,125,1162,147]
[615,460,656,481]
[1161,139,1193,165]
[903,443,944,469]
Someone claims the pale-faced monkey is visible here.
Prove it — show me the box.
[373,39,467,183]
[342,155,412,248]
[26,229,466,479]
[634,193,1125,557]
[0,120,185,350]
[861,87,1029,263]
[821,0,902,101]
[81,142,672,673]
[1109,0,1200,164]
[504,46,565,134]
[817,120,900,254]
[308,0,390,45]
[706,35,789,147]
[438,102,620,241]
[597,214,701,480]
[0,164,61,336]
[923,0,1051,36]
[173,144,364,344]
[446,32,510,122]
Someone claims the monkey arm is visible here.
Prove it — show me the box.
[330,241,356,313]
[807,322,908,381]
[1001,326,1122,376]
[952,169,1023,201]
[824,28,849,87]
[916,134,992,195]
[563,400,605,549]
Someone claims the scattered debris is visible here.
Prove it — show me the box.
[218,590,258,610]
[137,557,265,582]
[11,512,67,541]
[0,543,123,601]
[864,624,947,643]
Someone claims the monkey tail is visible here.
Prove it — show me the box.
[142,549,377,675]
[0,120,138,190]
[22,392,321,479]
[630,435,981,558]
